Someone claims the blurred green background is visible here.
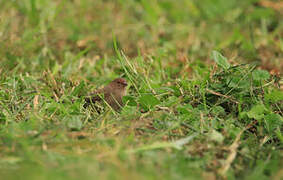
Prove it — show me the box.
[0,0,282,180]
[0,0,282,74]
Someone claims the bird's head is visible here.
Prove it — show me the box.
[112,78,128,88]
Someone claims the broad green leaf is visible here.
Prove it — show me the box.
[264,113,283,133]
[211,106,226,116]
[177,104,193,115]
[226,76,250,89]
[139,94,160,110]
[265,90,283,103]
[252,69,270,81]
[161,96,179,107]
[247,104,266,120]
[211,50,230,70]
[123,95,137,106]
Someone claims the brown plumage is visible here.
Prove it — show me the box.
[84,78,128,111]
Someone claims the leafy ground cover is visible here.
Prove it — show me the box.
[0,0,282,179]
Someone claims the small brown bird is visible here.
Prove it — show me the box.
[84,78,128,111]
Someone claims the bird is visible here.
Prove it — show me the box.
[84,78,128,112]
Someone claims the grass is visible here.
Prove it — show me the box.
[0,0,283,179]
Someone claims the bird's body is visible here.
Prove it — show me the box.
[84,78,127,111]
